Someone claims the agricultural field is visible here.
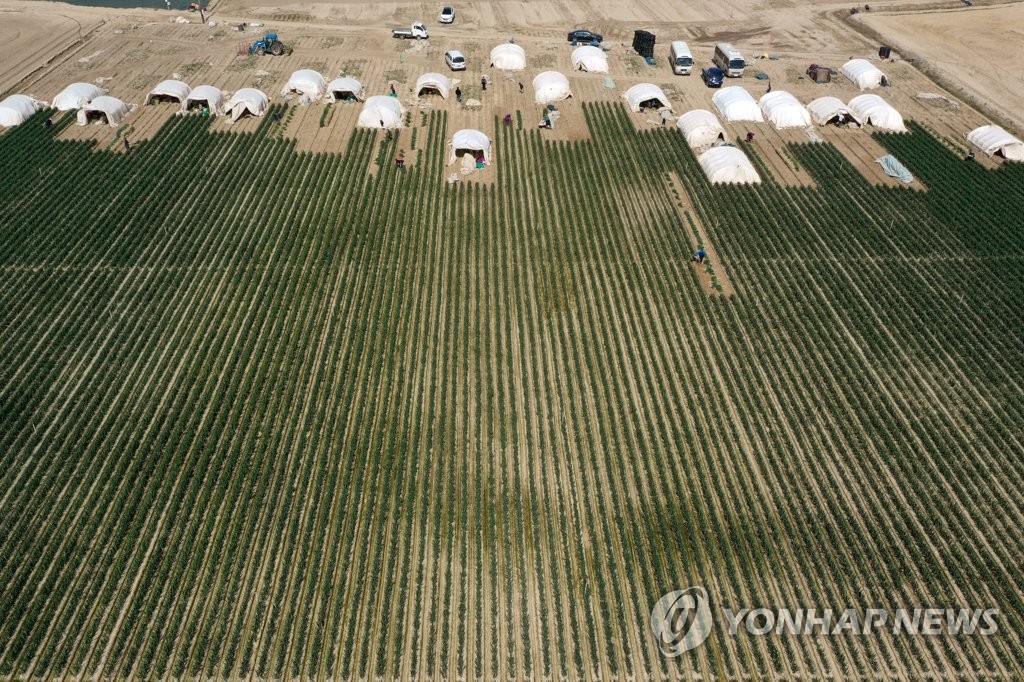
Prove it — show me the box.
[0,102,1023,681]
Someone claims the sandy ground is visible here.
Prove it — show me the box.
[0,0,1018,176]
[858,2,1024,133]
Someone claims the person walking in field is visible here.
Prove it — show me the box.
[455,86,463,103]
[480,76,487,91]
[518,81,524,94]
[123,137,130,152]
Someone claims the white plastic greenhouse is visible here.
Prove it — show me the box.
[448,129,492,165]
[759,91,811,129]
[490,43,527,71]
[226,88,269,122]
[712,87,764,122]
[697,146,761,184]
[677,109,726,148]
[571,46,608,73]
[848,94,906,131]
[533,71,572,104]
[358,96,405,128]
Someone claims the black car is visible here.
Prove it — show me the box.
[701,67,724,88]
[567,29,603,44]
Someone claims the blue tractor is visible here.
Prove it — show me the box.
[249,33,287,56]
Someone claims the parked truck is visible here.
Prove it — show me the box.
[393,23,429,39]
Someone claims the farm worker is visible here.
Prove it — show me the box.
[455,87,462,103]
[745,131,755,143]
[481,76,487,91]
[518,82,524,94]
[965,151,975,161]
[123,137,130,152]
[503,113,512,126]
[766,81,772,93]
[390,83,397,96]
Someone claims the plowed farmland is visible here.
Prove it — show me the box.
[1,105,1022,681]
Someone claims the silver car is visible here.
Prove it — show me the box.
[444,50,466,71]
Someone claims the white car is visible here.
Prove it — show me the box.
[444,50,466,71]
[439,6,455,23]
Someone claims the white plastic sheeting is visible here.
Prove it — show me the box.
[623,83,672,113]
[183,85,226,114]
[759,91,811,129]
[76,96,132,126]
[447,128,492,165]
[226,88,269,121]
[147,79,190,103]
[357,96,406,128]
[415,72,453,99]
[490,43,526,70]
[848,94,906,131]
[676,109,725,148]
[806,96,854,126]
[967,125,1024,161]
[282,69,326,103]
[571,46,608,73]
[712,86,763,122]
[533,71,572,104]
[326,77,364,102]
[697,146,761,184]
[841,59,887,90]
[0,95,43,127]
[53,82,105,111]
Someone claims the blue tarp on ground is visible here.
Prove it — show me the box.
[875,154,914,184]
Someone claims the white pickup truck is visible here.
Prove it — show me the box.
[393,23,429,39]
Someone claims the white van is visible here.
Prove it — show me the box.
[669,41,694,75]
[713,43,746,77]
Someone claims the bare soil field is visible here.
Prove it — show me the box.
[858,2,1024,133]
